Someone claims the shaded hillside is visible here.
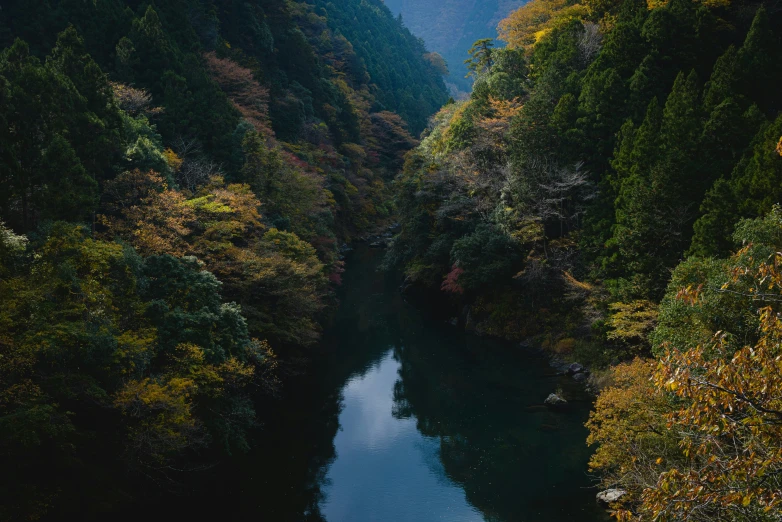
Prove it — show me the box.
[0,1,447,519]
[383,0,527,94]
[387,0,782,519]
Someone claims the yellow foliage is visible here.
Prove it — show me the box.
[114,375,203,464]
[605,300,658,351]
[562,270,595,293]
[552,337,576,353]
[163,148,183,172]
[586,359,676,506]
[498,0,588,51]
[647,0,729,7]
[644,245,782,519]
[99,169,194,257]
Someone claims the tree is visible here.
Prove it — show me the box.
[99,169,194,257]
[607,70,705,300]
[692,114,782,256]
[591,209,782,521]
[586,358,677,510]
[450,223,524,291]
[641,210,782,521]
[464,39,495,78]
[498,0,588,52]
[423,52,449,76]
[204,52,271,136]
[0,33,123,230]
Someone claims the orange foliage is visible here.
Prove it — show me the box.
[644,244,782,521]
[590,241,782,521]
[99,170,194,256]
[203,52,272,136]
[586,359,676,512]
[498,0,588,51]
[423,52,449,76]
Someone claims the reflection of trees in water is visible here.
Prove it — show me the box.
[389,331,599,522]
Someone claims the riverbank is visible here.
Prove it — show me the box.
[97,244,610,522]
[386,244,614,395]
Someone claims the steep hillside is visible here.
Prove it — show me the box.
[305,0,450,133]
[0,1,446,519]
[383,0,527,94]
[387,0,782,519]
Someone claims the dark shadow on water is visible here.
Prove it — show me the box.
[98,246,609,522]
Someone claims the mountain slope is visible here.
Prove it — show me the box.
[383,0,527,93]
[0,1,447,519]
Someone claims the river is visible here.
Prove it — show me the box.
[122,245,609,521]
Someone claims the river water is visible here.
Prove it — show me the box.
[124,246,609,521]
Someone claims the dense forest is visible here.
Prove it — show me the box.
[386,0,782,519]
[0,0,448,519]
[4,0,782,519]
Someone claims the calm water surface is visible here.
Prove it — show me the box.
[119,246,609,521]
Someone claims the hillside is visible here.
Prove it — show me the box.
[383,0,527,94]
[0,0,446,519]
[387,0,782,519]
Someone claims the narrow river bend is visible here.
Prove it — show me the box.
[130,246,610,521]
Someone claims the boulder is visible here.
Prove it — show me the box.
[566,363,586,375]
[572,372,589,383]
[544,393,567,407]
[596,489,627,506]
[369,240,386,248]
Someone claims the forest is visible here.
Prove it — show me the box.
[3,0,782,519]
[382,0,527,95]
[386,0,782,519]
[0,0,448,519]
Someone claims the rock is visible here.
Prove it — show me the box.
[544,393,567,407]
[369,240,386,248]
[596,489,627,506]
[572,372,589,382]
[448,317,458,326]
[566,363,586,375]
[550,359,570,374]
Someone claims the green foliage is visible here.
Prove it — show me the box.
[0,2,437,517]
[692,113,782,256]
[0,223,264,518]
[465,38,495,78]
[451,224,525,291]
[0,33,124,230]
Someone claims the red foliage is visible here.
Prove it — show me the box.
[203,52,272,136]
[441,265,465,294]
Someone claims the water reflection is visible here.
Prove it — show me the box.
[313,246,608,522]
[322,351,482,521]
[107,246,607,522]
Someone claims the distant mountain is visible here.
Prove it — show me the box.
[383,0,527,95]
